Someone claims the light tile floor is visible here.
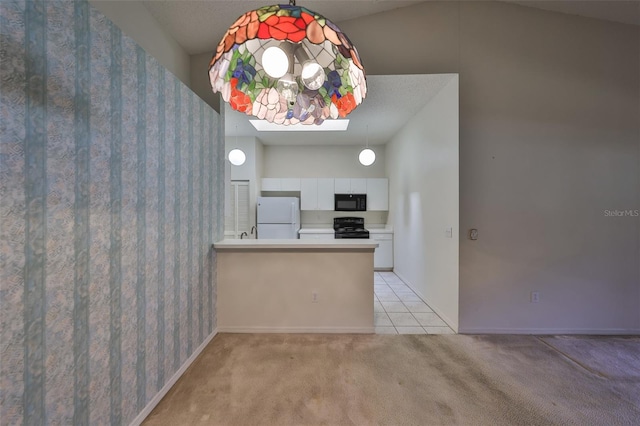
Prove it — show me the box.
[374,272,456,335]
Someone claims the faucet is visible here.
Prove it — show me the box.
[250,226,257,235]
[240,232,248,239]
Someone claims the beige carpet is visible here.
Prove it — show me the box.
[143,333,640,425]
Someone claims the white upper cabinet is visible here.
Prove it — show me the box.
[267,176,388,211]
[366,178,389,211]
[334,178,350,194]
[300,178,317,210]
[335,178,366,194]
[317,178,335,210]
[351,178,367,193]
[261,178,301,191]
[300,178,334,210]
[281,178,301,191]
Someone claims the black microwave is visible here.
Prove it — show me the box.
[335,193,367,211]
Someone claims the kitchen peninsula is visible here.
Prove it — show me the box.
[213,239,378,333]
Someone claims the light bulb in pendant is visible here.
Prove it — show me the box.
[277,75,299,108]
[262,46,289,79]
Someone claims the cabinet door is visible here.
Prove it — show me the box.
[261,178,281,191]
[334,178,350,193]
[300,178,318,210]
[281,178,301,191]
[317,178,335,210]
[371,234,393,269]
[350,178,367,194]
[367,178,389,211]
[300,233,334,240]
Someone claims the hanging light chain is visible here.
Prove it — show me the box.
[366,124,369,149]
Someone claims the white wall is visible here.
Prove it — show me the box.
[339,1,639,334]
[188,1,639,333]
[387,75,460,331]
[90,0,191,86]
[226,137,264,235]
[191,52,220,112]
[263,145,386,178]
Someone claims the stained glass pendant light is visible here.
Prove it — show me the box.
[209,0,367,126]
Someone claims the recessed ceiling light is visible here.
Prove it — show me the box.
[249,119,349,132]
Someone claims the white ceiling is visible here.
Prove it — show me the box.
[140,0,637,145]
[143,0,430,55]
[226,74,455,146]
[143,1,639,56]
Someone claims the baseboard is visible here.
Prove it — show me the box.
[129,328,218,426]
[459,327,640,335]
[393,270,459,332]
[217,325,375,334]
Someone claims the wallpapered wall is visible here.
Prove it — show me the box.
[0,1,225,424]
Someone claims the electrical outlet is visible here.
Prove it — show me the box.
[446,227,453,238]
[531,291,540,303]
[312,290,319,303]
[469,229,478,240]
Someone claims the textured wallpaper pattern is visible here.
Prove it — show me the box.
[0,0,225,424]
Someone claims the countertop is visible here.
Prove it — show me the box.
[299,226,393,234]
[213,239,379,250]
[298,228,335,234]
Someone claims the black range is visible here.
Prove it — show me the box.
[334,217,369,239]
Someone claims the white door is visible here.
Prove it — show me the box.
[225,180,250,239]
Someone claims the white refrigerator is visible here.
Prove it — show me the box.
[257,197,301,239]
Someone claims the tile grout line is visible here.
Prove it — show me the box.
[379,272,455,334]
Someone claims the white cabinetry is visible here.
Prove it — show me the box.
[263,176,389,212]
[299,228,335,239]
[335,178,367,194]
[370,231,393,270]
[366,178,389,211]
[262,178,300,191]
[299,232,335,240]
[300,178,334,211]
[317,179,335,210]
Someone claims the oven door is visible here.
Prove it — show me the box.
[334,194,366,211]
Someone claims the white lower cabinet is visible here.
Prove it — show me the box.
[371,232,393,270]
[299,233,335,240]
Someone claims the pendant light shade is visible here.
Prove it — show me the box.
[359,148,375,166]
[228,148,246,166]
[209,2,367,126]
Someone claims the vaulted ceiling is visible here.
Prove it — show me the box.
[139,1,638,145]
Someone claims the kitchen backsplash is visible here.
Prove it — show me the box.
[301,211,388,226]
